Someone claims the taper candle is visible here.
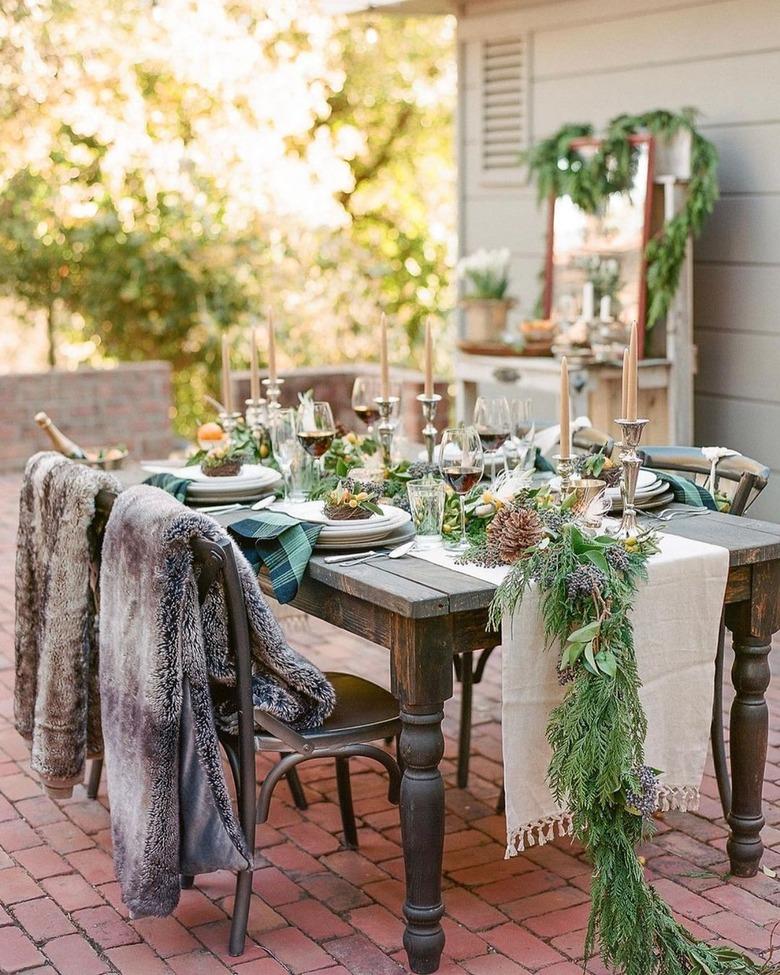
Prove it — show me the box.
[250,325,260,401]
[221,334,232,414]
[267,310,277,384]
[559,356,571,459]
[582,281,595,322]
[626,322,638,421]
[621,348,629,419]
[380,312,389,400]
[424,319,433,398]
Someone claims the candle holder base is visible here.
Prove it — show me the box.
[416,393,442,465]
[219,411,243,444]
[262,377,284,414]
[553,455,577,500]
[375,396,400,471]
[612,418,649,539]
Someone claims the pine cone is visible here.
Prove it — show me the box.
[487,506,545,564]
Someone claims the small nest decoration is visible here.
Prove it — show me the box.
[324,483,383,521]
[201,445,244,477]
[486,505,545,565]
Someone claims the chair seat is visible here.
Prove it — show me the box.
[254,672,400,752]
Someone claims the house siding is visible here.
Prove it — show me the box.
[458,0,780,520]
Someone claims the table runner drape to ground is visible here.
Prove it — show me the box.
[411,532,729,856]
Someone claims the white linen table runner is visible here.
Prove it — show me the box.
[410,532,729,855]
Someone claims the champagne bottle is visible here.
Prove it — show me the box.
[34,412,88,460]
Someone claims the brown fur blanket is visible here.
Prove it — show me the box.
[14,452,121,798]
[99,486,334,917]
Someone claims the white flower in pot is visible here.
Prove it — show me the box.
[457,248,516,344]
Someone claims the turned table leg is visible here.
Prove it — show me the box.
[399,704,446,974]
[725,630,771,876]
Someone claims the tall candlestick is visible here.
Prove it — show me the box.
[599,294,612,321]
[559,356,571,459]
[380,312,389,400]
[267,310,277,384]
[582,282,595,322]
[424,319,433,398]
[621,348,629,419]
[250,325,260,402]
[221,334,232,415]
[626,322,638,421]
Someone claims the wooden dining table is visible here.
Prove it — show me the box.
[253,508,780,975]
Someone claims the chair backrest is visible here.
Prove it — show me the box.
[93,489,257,839]
[636,447,770,516]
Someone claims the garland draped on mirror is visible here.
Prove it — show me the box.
[523,108,718,335]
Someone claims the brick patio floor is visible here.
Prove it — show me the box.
[2,473,780,974]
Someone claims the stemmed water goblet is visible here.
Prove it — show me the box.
[297,401,336,483]
[439,426,484,553]
[509,398,536,471]
[351,376,382,436]
[270,408,298,502]
[473,396,511,483]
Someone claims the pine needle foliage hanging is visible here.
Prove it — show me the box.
[523,108,719,333]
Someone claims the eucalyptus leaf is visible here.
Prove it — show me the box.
[567,620,601,643]
[584,550,609,574]
[595,649,617,677]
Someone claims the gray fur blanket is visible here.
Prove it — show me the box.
[15,452,121,798]
[100,485,334,917]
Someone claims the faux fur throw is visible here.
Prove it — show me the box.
[14,452,121,798]
[99,485,335,917]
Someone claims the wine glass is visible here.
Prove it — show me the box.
[270,408,297,502]
[297,401,336,479]
[473,396,511,483]
[439,426,484,553]
[510,398,536,471]
[351,376,382,435]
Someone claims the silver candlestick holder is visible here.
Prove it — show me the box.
[262,377,284,415]
[553,454,577,500]
[375,395,399,471]
[416,392,442,464]
[245,397,268,443]
[219,411,243,443]
[614,418,649,539]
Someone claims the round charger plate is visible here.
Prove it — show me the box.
[315,521,416,551]
[610,489,675,513]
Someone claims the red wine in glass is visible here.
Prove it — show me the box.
[442,466,483,494]
[477,429,509,452]
[297,430,335,458]
[353,405,381,427]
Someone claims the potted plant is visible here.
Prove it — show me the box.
[457,248,516,343]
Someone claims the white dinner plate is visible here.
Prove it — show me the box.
[142,462,279,486]
[315,522,416,551]
[275,500,391,527]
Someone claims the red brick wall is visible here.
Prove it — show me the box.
[0,362,174,469]
[233,365,451,443]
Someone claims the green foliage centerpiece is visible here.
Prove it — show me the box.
[467,487,774,975]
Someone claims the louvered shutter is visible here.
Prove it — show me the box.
[480,35,529,184]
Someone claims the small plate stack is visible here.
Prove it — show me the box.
[141,462,282,505]
[274,501,414,551]
[606,469,673,513]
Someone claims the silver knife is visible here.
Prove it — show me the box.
[323,550,379,564]
[387,539,416,559]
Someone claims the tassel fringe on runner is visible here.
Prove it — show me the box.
[507,785,701,856]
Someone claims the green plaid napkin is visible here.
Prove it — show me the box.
[533,448,556,474]
[653,471,718,510]
[143,471,190,503]
[227,512,323,604]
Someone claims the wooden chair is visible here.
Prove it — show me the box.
[453,424,615,792]
[88,490,401,956]
[638,447,770,816]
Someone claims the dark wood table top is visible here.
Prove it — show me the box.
[297,509,780,622]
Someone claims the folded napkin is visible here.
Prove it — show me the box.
[143,471,189,502]
[227,511,323,604]
[654,471,718,510]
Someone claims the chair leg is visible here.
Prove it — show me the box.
[457,652,474,789]
[180,874,194,889]
[86,757,103,800]
[496,785,505,815]
[229,868,252,956]
[711,619,732,816]
[335,757,359,850]
[286,767,308,811]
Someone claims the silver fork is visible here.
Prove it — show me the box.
[648,507,711,522]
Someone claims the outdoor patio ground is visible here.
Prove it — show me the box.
[1,473,780,975]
